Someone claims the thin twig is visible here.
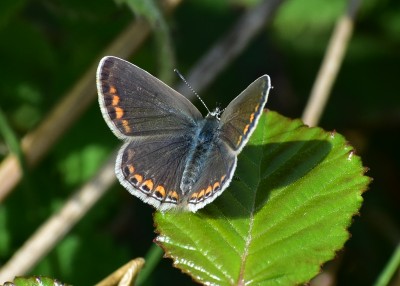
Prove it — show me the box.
[301,0,362,127]
[0,153,117,283]
[0,0,283,281]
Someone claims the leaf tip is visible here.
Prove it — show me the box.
[347,149,355,160]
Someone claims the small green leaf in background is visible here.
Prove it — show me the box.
[155,111,370,285]
[1,276,70,286]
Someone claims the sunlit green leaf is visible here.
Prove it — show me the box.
[1,276,70,286]
[155,111,369,285]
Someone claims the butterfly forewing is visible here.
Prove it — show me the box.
[219,75,271,153]
[97,56,203,140]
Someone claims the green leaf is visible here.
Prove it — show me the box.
[154,111,370,285]
[1,276,70,286]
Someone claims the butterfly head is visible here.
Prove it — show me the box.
[207,107,223,120]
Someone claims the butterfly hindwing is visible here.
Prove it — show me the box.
[185,140,237,212]
[116,132,196,211]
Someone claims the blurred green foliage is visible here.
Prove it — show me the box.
[0,0,399,285]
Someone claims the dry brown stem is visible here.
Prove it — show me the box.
[302,0,361,127]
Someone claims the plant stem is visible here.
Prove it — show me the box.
[374,243,400,286]
[136,243,164,285]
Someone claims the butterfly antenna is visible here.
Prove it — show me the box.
[174,69,211,114]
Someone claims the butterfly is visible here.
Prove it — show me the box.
[96,56,271,212]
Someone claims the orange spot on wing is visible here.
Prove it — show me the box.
[133,174,143,184]
[112,95,120,106]
[243,124,250,135]
[115,107,124,119]
[204,186,212,198]
[122,120,131,133]
[197,189,206,201]
[109,85,117,94]
[168,190,179,202]
[213,182,220,191]
[254,103,260,112]
[143,179,154,191]
[155,185,166,198]
[236,135,242,146]
[190,192,198,201]
[128,165,135,174]
[249,113,255,123]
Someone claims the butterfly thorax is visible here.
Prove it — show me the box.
[180,116,220,195]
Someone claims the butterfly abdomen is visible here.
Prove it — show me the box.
[180,117,219,195]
